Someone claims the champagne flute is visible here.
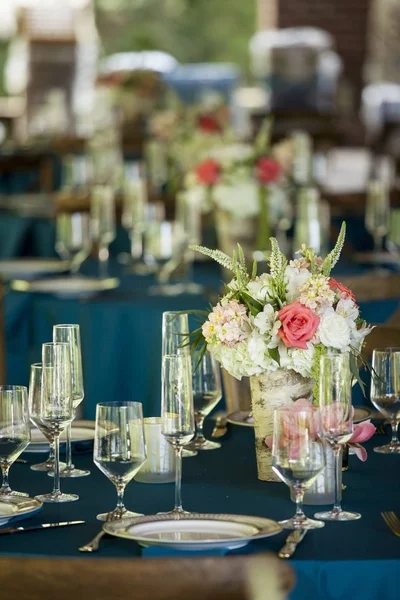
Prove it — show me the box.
[0,386,30,497]
[272,407,325,530]
[314,354,361,521]
[29,363,66,473]
[370,348,400,454]
[55,212,92,274]
[161,354,195,514]
[90,185,116,278]
[35,342,78,503]
[121,163,149,271]
[94,401,146,521]
[387,209,400,257]
[53,324,89,477]
[365,180,390,255]
[185,350,222,451]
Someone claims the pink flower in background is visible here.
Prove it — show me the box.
[277,302,320,350]
[329,277,356,304]
[195,159,221,185]
[264,399,318,450]
[320,402,354,435]
[348,420,376,461]
[255,157,282,184]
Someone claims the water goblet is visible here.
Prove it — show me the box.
[371,348,400,454]
[55,212,91,274]
[272,406,325,530]
[0,386,30,497]
[161,354,195,514]
[314,353,361,521]
[94,401,146,521]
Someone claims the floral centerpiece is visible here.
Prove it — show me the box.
[189,223,372,480]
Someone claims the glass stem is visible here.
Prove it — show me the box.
[130,229,143,261]
[174,446,183,512]
[333,446,342,513]
[116,483,126,511]
[390,420,399,446]
[195,414,206,441]
[48,437,55,463]
[53,435,61,497]
[0,463,11,494]
[373,234,382,254]
[99,244,109,277]
[66,422,73,470]
[294,486,305,522]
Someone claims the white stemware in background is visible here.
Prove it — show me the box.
[161,353,195,514]
[0,386,30,497]
[52,324,89,477]
[387,208,400,258]
[90,185,116,278]
[94,401,146,521]
[55,212,92,275]
[314,353,361,521]
[365,180,390,256]
[371,347,400,454]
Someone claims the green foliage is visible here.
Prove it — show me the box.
[311,344,328,404]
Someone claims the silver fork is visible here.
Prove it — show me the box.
[79,512,122,552]
[381,511,400,537]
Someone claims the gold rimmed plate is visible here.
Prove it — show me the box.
[0,258,70,280]
[0,496,43,527]
[103,513,282,551]
[11,276,119,298]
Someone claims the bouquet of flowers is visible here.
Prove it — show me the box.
[190,223,372,400]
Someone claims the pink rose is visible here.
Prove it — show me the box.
[277,301,320,350]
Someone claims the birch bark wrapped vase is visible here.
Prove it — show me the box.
[250,369,314,482]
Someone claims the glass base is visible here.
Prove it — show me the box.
[185,438,221,452]
[48,467,90,478]
[314,509,361,521]
[157,508,192,516]
[182,449,197,458]
[35,492,79,503]
[97,508,143,522]
[0,489,29,498]
[374,443,400,454]
[280,516,324,530]
[31,460,66,473]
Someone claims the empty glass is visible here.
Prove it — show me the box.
[272,407,325,530]
[0,386,30,497]
[315,354,361,521]
[56,212,91,274]
[185,350,222,451]
[90,185,116,277]
[94,402,146,521]
[371,348,400,454]
[365,180,390,254]
[53,324,89,478]
[161,354,195,514]
[35,342,77,503]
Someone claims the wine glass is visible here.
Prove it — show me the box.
[90,185,116,278]
[29,363,66,473]
[55,212,92,274]
[272,406,325,530]
[314,353,361,521]
[35,342,78,503]
[185,350,222,451]
[365,180,390,255]
[162,311,190,357]
[387,209,400,257]
[0,386,30,497]
[53,324,89,477]
[370,348,400,454]
[94,401,146,521]
[161,354,195,514]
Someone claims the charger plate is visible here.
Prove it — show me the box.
[0,497,43,527]
[0,259,70,280]
[227,407,372,428]
[11,276,119,298]
[103,513,282,551]
[25,420,95,453]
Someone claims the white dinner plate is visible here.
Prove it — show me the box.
[0,496,43,527]
[24,420,95,453]
[0,259,70,280]
[11,276,119,298]
[103,513,282,551]
[227,406,372,428]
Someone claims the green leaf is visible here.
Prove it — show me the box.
[251,259,257,279]
[268,347,280,365]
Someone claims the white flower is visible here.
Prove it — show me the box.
[350,322,374,353]
[247,331,279,372]
[247,274,273,303]
[207,143,254,166]
[285,266,311,303]
[336,298,359,328]
[318,310,351,350]
[213,178,259,218]
[278,343,315,378]
[252,305,280,348]
[182,186,211,213]
[211,342,263,380]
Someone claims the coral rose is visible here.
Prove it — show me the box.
[277,301,320,350]
[255,157,282,184]
[195,159,221,185]
[329,277,356,303]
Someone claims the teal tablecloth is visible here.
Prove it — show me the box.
[1,428,400,599]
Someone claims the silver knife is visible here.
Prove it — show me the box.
[0,520,85,535]
[278,529,307,558]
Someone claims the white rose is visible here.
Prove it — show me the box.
[319,311,351,350]
[285,266,311,303]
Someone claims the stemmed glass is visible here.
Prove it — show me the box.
[365,180,390,255]
[185,350,222,451]
[387,209,400,258]
[272,406,325,530]
[94,401,146,521]
[121,163,149,272]
[161,354,195,514]
[90,185,116,278]
[35,342,78,503]
[0,386,30,497]
[314,353,361,521]
[370,348,400,454]
[52,324,89,477]
[55,212,92,274]
[29,363,66,473]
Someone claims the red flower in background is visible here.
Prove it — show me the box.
[195,159,221,185]
[255,157,282,184]
[197,114,222,133]
[329,278,356,304]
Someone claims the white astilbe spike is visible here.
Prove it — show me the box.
[189,245,246,274]
[322,221,346,275]
[269,237,283,279]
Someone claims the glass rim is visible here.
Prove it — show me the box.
[31,362,42,368]
[53,324,80,329]
[144,417,162,425]
[96,401,143,408]
[372,347,400,353]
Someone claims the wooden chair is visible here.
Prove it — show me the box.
[0,554,295,600]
